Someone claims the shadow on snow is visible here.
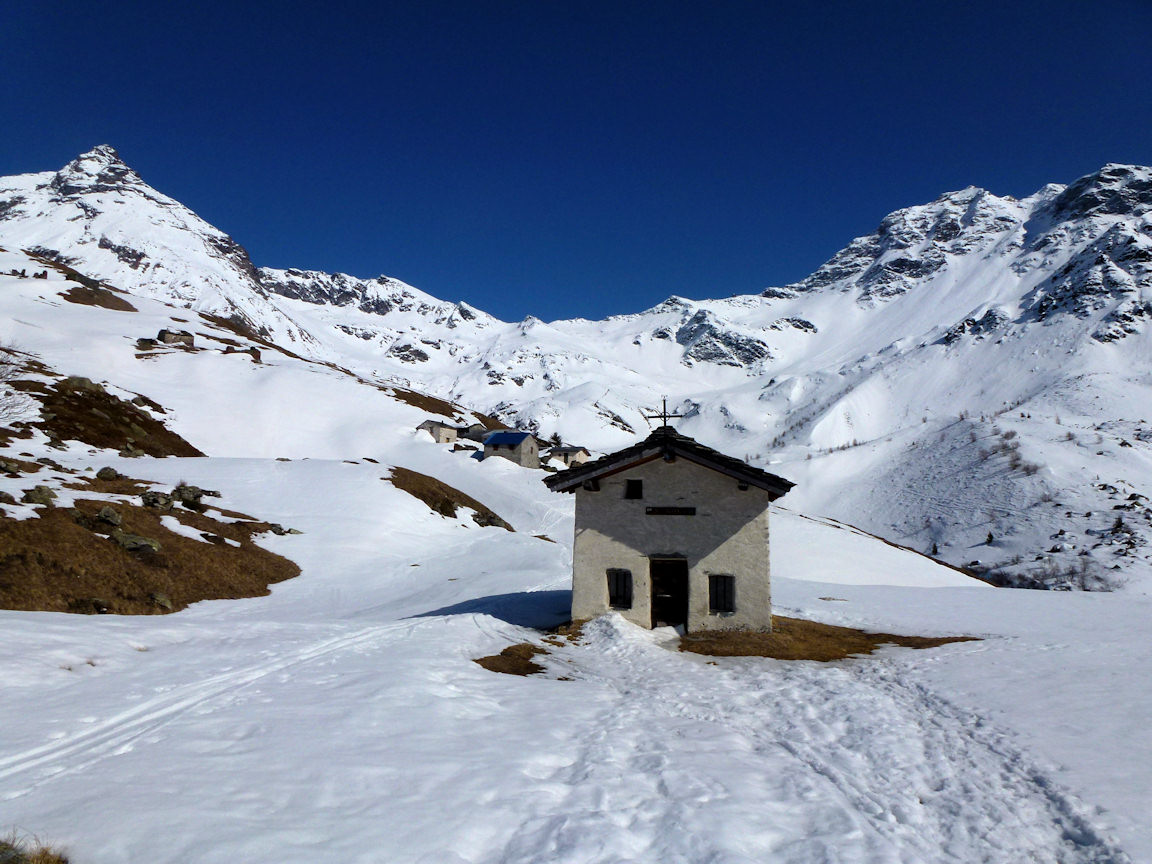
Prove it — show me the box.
[413,589,571,629]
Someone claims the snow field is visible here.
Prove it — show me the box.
[0,226,1149,861]
[0,448,1147,862]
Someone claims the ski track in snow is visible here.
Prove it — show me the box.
[1,611,1131,863]
[0,621,423,801]
[495,620,1129,864]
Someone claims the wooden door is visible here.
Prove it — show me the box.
[650,558,688,628]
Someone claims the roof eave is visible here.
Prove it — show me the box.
[543,443,793,499]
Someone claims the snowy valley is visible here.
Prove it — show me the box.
[0,149,1150,862]
[5,147,1152,589]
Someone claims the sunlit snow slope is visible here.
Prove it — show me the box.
[0,214,1149,863]
[4,149,1152,589]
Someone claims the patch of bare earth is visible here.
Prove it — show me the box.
[62,474,152,496]
[11,377,203,457]
[198,312,309,362]
[0,497,299,615]
[24,250,135,311]
[58,283,137,312]
[473,643,548,676]
[384,386,464,420]
[474,621,586,676]
[680,615,977,661]
[387,466,513,530]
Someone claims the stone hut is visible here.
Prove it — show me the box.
[457,422,490,443]
[546,445,592,468]
[157,329,195,347]
[417,419,459,444]
[543,426,792,633]
[483,431,540,468]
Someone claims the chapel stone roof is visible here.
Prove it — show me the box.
[543,425,794,497]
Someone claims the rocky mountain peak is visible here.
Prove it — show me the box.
[781,184,1021,302]
[1042,163,1152,223]
[50,144,144,197]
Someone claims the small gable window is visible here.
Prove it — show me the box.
[607,569,633,609]
[709,574,736,614]
[624,479,643,499]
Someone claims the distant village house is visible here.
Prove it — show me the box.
[544,426,793,633]
[416,419,459,444]
[457,422,490,443]
[547,445,592,468]
[483,431,540,468]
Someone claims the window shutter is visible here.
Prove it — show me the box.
[607,569,633,609]
[709,574,735,614]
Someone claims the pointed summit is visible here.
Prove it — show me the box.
[80,144,125,164]
[51,145,143,196]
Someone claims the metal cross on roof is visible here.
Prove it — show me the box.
[644,396,684,428]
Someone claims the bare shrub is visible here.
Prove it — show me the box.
[0,341,33,424]
[0,831,69,864]
[984,557,1118,591]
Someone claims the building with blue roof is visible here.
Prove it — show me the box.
[483,430,540,468]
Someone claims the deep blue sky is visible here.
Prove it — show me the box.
[3,1,1150,321]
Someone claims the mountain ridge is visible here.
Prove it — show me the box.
[4,147,1152,590]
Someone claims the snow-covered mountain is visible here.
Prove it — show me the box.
[3,150,1152,862]
[0,146,316,349]
[4,147,1152,589]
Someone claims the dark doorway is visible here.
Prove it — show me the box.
[650,558,688,629]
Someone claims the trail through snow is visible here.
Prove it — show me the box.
[508,617,1128,864]
[1,611,1129,864]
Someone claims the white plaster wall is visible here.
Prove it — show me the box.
[569,456,772,632]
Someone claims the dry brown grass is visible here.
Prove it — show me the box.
[385,386,463,420]
[198,313,310,362]
[11,378,203,457]
[475,621,586,676]
[388,467,513,531]
[680,615,977,661]
[63,475,151,496]
[0,832,69,863]
[473,642,547,675]
[58,283,137,312]
[472,410,510,431]
[0,498,299,615]
[0,426,34,447]
[1,456,43,475]
[541,619,586,647]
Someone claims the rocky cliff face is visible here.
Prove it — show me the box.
[260,266,493,330]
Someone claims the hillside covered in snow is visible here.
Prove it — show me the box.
[1,149,1151,862]
[4,147,1152,590]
